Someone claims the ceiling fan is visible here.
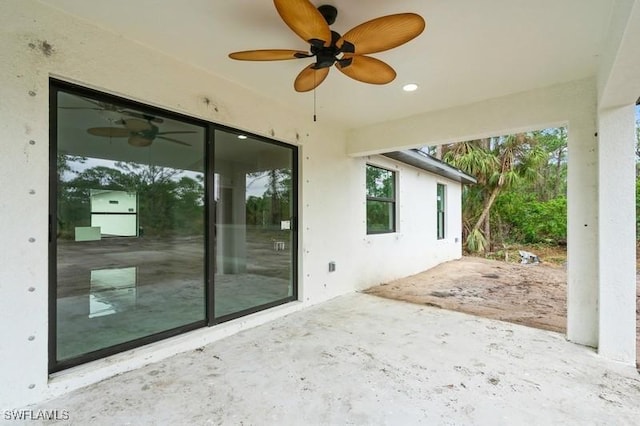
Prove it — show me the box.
[60,98,164,124]
[87,119,195,147]
[228,0,426,92]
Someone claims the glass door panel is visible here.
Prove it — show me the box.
[213,130,296,319]
[54,88,207,364]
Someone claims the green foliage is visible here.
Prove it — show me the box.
[367,200,394,233]
[494,192,567,243]
[466,228,487,253]
[246,169,292,228]
[434,128,568,251]
[366,165,394,198]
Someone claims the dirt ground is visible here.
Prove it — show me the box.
[365,256,640,366]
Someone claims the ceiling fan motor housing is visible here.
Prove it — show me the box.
[318,5,337,25]
[310,31,354,69]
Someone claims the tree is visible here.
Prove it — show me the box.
[246,168,292,228]
[531,128,567,201]
[57,158,205,238]
[443,133,545,253]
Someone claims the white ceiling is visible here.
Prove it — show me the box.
[41,0,615,128]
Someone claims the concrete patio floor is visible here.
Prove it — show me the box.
[30,293,640,425]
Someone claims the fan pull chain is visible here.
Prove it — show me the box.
[313,71,317,122]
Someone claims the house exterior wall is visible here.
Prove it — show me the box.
[355,156,463,289]
[0,1,463,408]
[348,79,601,350]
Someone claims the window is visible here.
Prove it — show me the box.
[366,164,396,234]
[437,183,446,239]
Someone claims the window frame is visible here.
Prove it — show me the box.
[436,183,446,240]
[365,164,397,235]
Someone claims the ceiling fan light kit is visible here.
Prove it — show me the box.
[228,0,426,92]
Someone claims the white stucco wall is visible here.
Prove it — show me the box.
[595,0,640,364]
[354,156,463,289]
[597,105,637,363]
[0,1,464,408]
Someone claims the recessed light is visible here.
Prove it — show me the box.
[237,135,247,139]
[402,83,419,92]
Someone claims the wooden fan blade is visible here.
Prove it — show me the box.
[338,13,426,54]
[87,127,130,138]
[121,119,152,132]
[336,55,396,85]
[128,135,153,147]
[156,136,192,146]
[274,0,331,46]
[294,64,330,92]
[229,49,310,61]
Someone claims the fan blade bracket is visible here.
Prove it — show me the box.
[308,38,327,48]
[337,40,355,55]
[337,57,353,68]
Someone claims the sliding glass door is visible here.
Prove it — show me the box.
[213,130,296,319]
[51,83,208,369]
[50,80,298,371]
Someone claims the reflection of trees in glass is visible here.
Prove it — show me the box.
[366,165,394,198]
[57,154,90,237]
[246,169,291,227]
[57,155,204,239]
[366,165,395,233]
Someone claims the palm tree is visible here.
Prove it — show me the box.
[444,133,545,253]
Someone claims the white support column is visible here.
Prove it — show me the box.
[566,117,599,348]
[597,105,637,364]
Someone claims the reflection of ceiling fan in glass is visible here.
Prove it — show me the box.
[87,119,195,147]
[60,98,164,124]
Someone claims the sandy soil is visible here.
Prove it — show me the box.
[365,256,640,365]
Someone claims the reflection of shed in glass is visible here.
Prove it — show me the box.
[90,189,138,237]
